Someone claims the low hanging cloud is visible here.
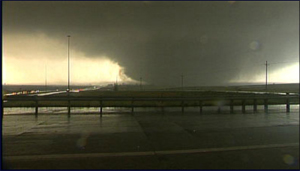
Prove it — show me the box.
[3,1,299,86]
[3,33,136,85]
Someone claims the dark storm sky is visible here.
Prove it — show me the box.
[3,1,299,86]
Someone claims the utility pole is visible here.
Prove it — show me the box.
[67,35,71,94]
[140,77,142,90]
[67,35,71,118]
[265,61,269,90]
[45,64,47,92]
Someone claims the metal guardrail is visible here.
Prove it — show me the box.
[2,93,299,118]
[3,94,298,101]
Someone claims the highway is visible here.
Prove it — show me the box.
[2,111,299,169]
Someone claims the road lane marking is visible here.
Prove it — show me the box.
[4,142,299,161]
[155,143,299,155]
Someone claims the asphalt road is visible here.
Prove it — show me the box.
[2,112,299,169]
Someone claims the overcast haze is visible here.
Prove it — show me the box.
[3,1,299,86]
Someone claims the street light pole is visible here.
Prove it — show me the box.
[67,35,71,94]
[67,35,71,118]
[265,61,268,90]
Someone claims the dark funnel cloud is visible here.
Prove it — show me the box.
[3,1,299,86]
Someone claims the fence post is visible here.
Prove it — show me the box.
[286,93,290,113]
[68,100,71,118]
[217,105,221,114]
[161,100,164,113]
[131,98,134,114]
[253,99,257,113]
[199,101,202,114]
[264,99,268,113]
[100,100,103,117]
[230,100,234,114]
[242,100,246,114]
[35,100,38,118]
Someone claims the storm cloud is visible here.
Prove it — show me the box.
[3,1,299,86]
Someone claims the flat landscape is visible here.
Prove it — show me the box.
[3,83,299,109]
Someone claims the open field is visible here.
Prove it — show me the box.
[3,83,299,93]
[167,83,299,93]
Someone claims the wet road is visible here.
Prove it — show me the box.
[2,112,299,169]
